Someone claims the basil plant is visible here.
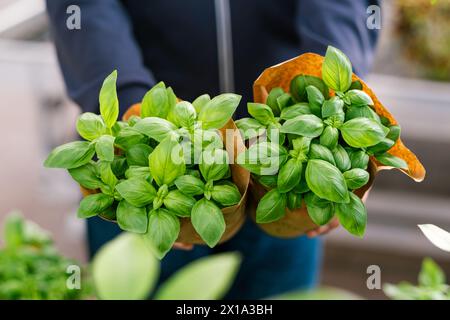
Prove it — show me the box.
[237,46,407,237]
[45,70,243,258]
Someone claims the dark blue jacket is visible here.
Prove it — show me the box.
[46,0,379,119]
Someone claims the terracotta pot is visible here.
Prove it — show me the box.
[246,52,425,238]
[82,103,250,245]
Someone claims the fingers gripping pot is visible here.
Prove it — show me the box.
[242,51,425,238]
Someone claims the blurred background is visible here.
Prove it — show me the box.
[0,0,448,299]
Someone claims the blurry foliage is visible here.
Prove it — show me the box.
[396,0,450,80]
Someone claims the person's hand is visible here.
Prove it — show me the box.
[173,242,193,250]
[306,218,339,238]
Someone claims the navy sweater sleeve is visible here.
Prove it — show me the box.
[296,0,380,76]
[46,0,154,115]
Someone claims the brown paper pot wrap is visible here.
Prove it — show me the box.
[248,53,425,238]
[82,103,250,245]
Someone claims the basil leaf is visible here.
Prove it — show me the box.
[172,101,196,128]
[292,136,312,154]
[163,190,196,217]
[191,198,225,248]
[387,125,401,142]
[280,114,324,138]
[174,175,205,196]
[322,96,344,119]
[141,82,169,119]
[306,85,325,117]
[322,46,352,92]
[248,103,275,125]
[305,159,349,203]
[256,189,286,223]
[97,161,118,188]
[115,178,157,207]
[115,127,147,151]
[111,156,128,177]
[117,200,148,233]
[211,184,241,207]
[76,112,105,141]
[257,175,278,189]
[266,87,284,116]
[276,92,294,110]
[267,122,285,145]
[290,75,329,102]
[126,144,153,167]
[277,159,302,193]
[95,135,115,162]
[418,258,446,287]
[125,166,151,181]
[336,192,367,237]
[199,149,229,181]
[332,145,351,172]
[78,193,114,218]
[341,118,388,148]
[343,168,370,190]
[235,118,264,140]
[145,208,180,259]
[367,138,395,155]
[345,106,381,123]
[44,141,95,169]
[197,93,241,129]
[375,153,408,169]
[280,103,311,120]
[99,70,119,128]
[192,94,211,114]
[304,192,335,226]
[149,137,186,186]
[133,117,178,142]
[287,191,302,210]
[320,126,339,150]
[343,89,373,107]
[348,149,369,170]
[68,163,103,189]
[237,141,288,175]
[309,144,336,166]
[349,80,363,91]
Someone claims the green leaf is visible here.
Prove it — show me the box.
[197,93,241,129]
[387,125,401,142]
[115,127,147,151]
[116,200,148,233]
[76,112,105,141]
[348,149,370,170]
[172,101,196,128]
[320,126,339,150]
[292,136,312,154]
[322,96,344,119]
[256,189,287,223]
[367,138,395,155]
[115,178,156,207]
[199,149,229,181]
[281,114,324,138]
[125,166,151,181]
[192,94,211,114]
[191,198,225,247]
[149,137,186,186]
[141,82,169,119]
[235,118,264,140]
[305,159,349,203]
[163,190,196,217]
[266,87,284,116]
[287,191,302,210]
[343,168,370,190]
[257,175,278,189]
[99,70,119,128]
[332,145,351,172]
[345,105,380,122]
[44,141,95,169]
[174,175,205,196]
[290,75,329,102]
[97,161,118,188]
[237,141,288,175]
[280,103,311,120]
[77,193,114,218]
[341,118,388,148]
[155,252,241,300]
[309,143,336,166]
[305,192,335,226]
[276,92,294,110]
[95,135,115,162]
[247,103,275,125]
[126,144,153,167]
[349,80,363,90]
[145,208,180,259]
[277,159,303,193]
[306,85,325,117]
[322,46,352,92]
[211,184,241,207]
[92,233,159,300]
[111,156,128,176]
[69,163,104,189]
[133,117,178,142]
[336,192,367,237]
[375,153,408,169]
[343,89,373,107]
